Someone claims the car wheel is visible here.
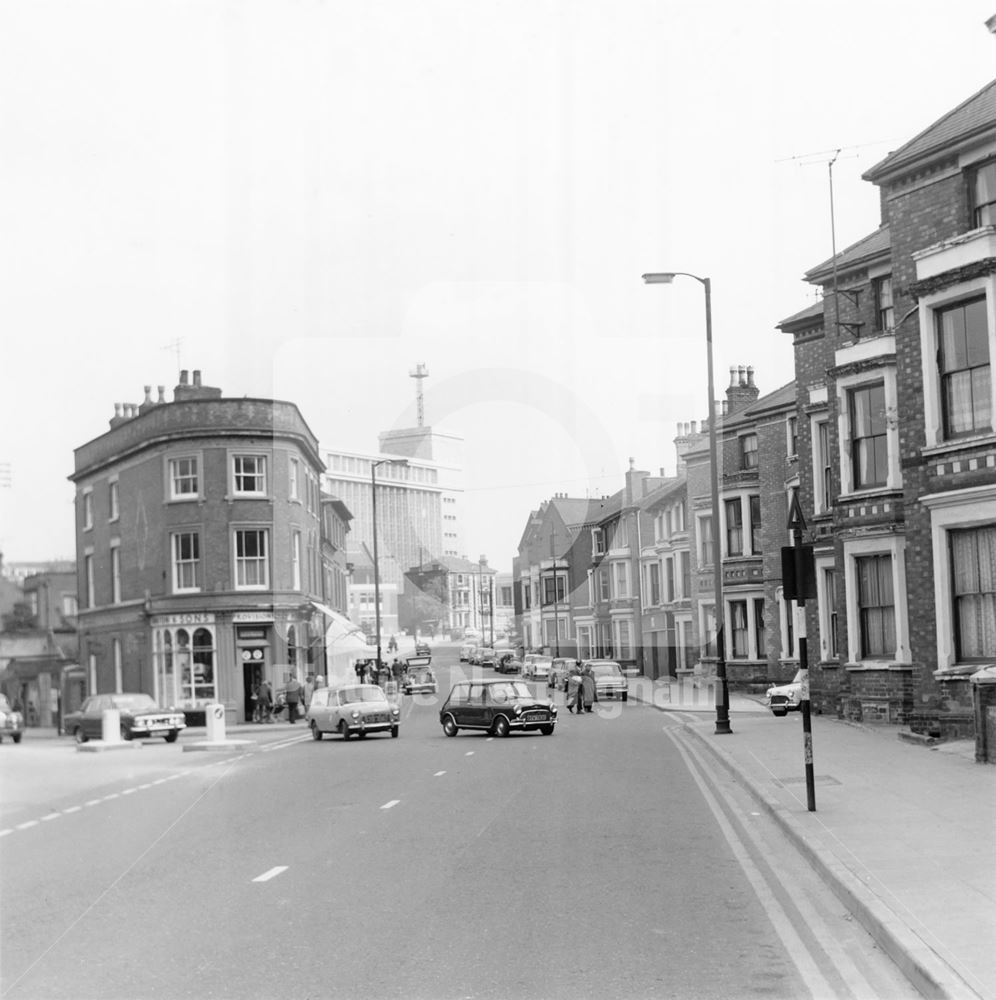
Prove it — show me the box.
[493,715,510,738]
[121,726,133,742]
[311,720,323,741]
[391,725,399,738]
[539,724,554,736]
[358,731,367,739]
[164,730,179,743]
[622,692,628,702]
[339,721,351,741]
[772,709,787,717]
[74,727,88,744]
[11,733,22,743]
[442,714,458,737]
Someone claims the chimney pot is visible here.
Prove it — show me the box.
[729,366,737,387]
[193,370,201,387]
[157,386,166,403]
[690,420,697,434]
[143,385,152,403]
[746,365,755,387]
[738,364,747,386]
[180,370,189,385]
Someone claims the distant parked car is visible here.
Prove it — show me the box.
[585,660,628,700]
[548,657,576,690]
[0,694,24,743]
[64,693,186,744]
[439,679,557,738]
[415,640,432,656]
[307,683,401,740]
[523,654,552,681]
[459,643,476,662]
[765,671,805,716]
[496,654,521,674]
[477,647,497,669]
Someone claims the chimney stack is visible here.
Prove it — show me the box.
[726,362,760,414]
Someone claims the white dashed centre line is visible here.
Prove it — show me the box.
[434,771,446,777]
[16,821,38,830]
[381,800,400,810]
[41,814,60,822]
[63,806,82,813]
[0,829,12,838]
[465,751,474,756]
[85,800,102,807]
[252,866,288,883]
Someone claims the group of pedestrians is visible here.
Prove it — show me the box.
[251,672,323,724]
[565,663,597,714]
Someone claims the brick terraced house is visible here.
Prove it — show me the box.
[783,78,996,736]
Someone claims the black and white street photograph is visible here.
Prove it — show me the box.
[1,3,995,998]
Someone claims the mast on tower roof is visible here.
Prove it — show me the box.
[409,362,429,427]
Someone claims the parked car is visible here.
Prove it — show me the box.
[307,683,401,740]
[585,660,629,700]
[548,657,577,690]
[765,671,805,716]
[523,654,552,681]
[439,679,557,738]
[0,694,24,743]
[477,647,497,669]
[64,693,186,744]
[459,643,476,662]
[496,654,522,674]
[402,656,437,695]
[414,640,432,656]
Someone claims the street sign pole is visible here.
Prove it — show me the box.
[786,491,817,812]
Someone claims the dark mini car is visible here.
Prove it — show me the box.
[0,694,24,743]
[64,693,186,744]
[439,679,557,738]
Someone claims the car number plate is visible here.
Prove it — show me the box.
[524,712,546,721]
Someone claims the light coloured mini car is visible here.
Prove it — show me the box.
[522,654,552,681]
[765,670,805,716]
[307,683,401,740]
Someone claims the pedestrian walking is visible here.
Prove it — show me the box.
[580,665,598,713]
[284,676,303,723]
[566,668,583,714]
[391,658,403,685]
[304,672,315,709]
[355,660,367,683]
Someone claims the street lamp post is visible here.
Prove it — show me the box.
[642,271,732,735]
[371,458,409,677]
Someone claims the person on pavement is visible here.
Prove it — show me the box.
[284,676,303,723]
[566,667,583,714]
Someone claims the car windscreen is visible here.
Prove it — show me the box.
[340,686,387,704]
[110,694,159,712]
[0,696,12,712]
[590,665,621,677]
[489,682,532,701]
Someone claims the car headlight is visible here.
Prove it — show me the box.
[351,710,360,720]
[550,706,558,716]
[391,707,400,717]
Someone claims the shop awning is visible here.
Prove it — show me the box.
[310,601,368,646]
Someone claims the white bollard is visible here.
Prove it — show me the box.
[102,708,122,743]
[205,703,226,742]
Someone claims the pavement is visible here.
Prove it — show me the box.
[629,676,995,1000]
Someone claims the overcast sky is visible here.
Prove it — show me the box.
[2,1,994,573]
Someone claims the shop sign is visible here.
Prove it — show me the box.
[232,612,274,624]
[236,627,268,640]
[151,612,216,627]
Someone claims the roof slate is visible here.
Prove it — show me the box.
[864,78,996,182]
[804,226,891,283]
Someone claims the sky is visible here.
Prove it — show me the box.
[1,1,994,573]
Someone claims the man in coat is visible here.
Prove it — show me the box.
[284,676,303,723]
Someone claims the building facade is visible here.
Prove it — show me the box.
[783,77,996,736]
[70,371,352,724]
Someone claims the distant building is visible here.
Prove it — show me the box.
[69,370,351,724]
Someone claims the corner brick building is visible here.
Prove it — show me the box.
[69,371,352,724]
[782,78,996,735]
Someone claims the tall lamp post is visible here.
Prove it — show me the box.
[371,457,409,675]
[642,271,732,735]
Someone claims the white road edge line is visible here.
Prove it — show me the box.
[253,866,288,883]
[381,800,400,810]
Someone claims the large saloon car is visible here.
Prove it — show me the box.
[402,656,437,695]
[765,671,805,716]
[64,693,186,744]
[0,695,24,743]
[307,683,401,740]
[439,679,557,738]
